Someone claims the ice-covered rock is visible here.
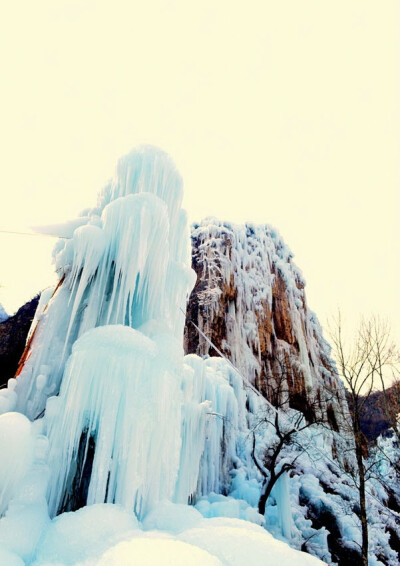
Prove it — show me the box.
[186,219,349,431]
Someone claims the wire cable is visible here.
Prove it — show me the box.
[0,229,65,238]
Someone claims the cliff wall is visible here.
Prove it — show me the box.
[185,219,348,429]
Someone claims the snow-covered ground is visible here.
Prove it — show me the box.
[0,498,326,566]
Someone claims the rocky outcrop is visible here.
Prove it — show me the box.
[351,383,400,442]
[0,296,39,389]
[185,219,348,429]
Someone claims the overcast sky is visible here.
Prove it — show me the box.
[0,0,399,344]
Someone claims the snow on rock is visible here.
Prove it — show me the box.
[34,504,139,566]
[179,519,326,566]
[0,412,34,515]
[142,500,203,534]
[96,538,223,566]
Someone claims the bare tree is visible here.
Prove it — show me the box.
[367,317,400,440]
[251,409,311,516]
[328,312,399,566]
[251,355,328,516]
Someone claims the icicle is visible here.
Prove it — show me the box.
[274,472,293,540]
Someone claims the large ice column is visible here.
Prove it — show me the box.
[45,325,183,518]
[7,146,205,519]
[11,146,195,420]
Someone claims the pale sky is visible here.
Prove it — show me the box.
[0,0,399,345]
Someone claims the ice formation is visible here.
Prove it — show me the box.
[1,148,312,545]
[12,147,194,420]
[3,148,263,523]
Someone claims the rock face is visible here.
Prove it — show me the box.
[185,219,348,429]
[0,296,39,389]
[355,383,400,442]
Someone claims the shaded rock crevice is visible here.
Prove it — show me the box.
[0,296,40,389]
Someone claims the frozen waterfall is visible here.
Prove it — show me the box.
[0,146,321,547]
[0,147,255,521]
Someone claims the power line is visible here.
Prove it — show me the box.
[0,229,65,239]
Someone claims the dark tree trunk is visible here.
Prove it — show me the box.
[258,466,292,517]
[353,409,368,566]
[258,473,278,516]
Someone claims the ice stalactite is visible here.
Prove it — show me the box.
[274,472,293,541]
[179,356,243,500]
